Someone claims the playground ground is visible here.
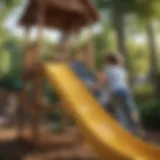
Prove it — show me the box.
[0,126,99,160]
[0,126,160,160]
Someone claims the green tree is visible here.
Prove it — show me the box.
[0,0,21,23]
[0,36,23,78]
[146,23,158,92]
[94,0,160,69]
[127,40,149,77]
[136,1,160,96]
[93,24,116,69]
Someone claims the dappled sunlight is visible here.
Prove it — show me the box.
[0,0,160,159]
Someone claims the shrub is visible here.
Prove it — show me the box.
[0,77,22,92]
[133,84,160,130]
[47,110,62,122]
[133,84,154,105]
[139,101,160,131]
[43,81,60,103]
[47,90,60,103]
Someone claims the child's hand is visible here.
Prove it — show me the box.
[96,72,107,89]
[93,84,101,90]
[98,72,106,84]
[131,112,139,124]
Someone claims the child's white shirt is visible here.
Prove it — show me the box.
[104,65,128,92]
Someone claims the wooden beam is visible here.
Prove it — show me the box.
[59,33,70,61]
[17,26,31,140]
[31,0,45,145]
[85,29,95,70]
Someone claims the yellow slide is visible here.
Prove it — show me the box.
[44,63,160,160]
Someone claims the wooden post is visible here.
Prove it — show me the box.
[58,33,71,130]
[17,27,30,140]
[32,77,43,144]
[59,33,70,61]
[31,0,45,144]
[73,30,84,62]
[85,28,95,70]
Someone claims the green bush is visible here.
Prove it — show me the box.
[47,110,62,122]
[46,89,60,103]
[139,101,160,131]
[0,77,23,91]
[133,84,160,130]
[134,84,155,105]
[43,81,60,103]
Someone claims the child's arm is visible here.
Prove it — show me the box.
[95,72,107,89]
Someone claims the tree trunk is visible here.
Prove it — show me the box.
[146,23,159,96]
[113,4,133,85]
[113,4,129,69]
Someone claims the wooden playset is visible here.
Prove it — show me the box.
[18,0,99,146]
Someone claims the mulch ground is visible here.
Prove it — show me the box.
[146,130,160,145]
[0,127,98,160]
[0,127,159,160]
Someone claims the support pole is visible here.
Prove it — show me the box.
[85,28,95,70]
[31,0,45,144]
[59,33,70,61]
[17,27,30,140]
[32,76,43,144]
[59,33,70,130]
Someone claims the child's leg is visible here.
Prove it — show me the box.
[122,90,147,137]
[115,106,135,132]
[105,102,116,116]
[112,89,139,133]
[123,90,142,124]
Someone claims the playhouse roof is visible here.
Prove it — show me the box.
[19,0,99,32]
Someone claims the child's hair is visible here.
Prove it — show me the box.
[105,53,123,65]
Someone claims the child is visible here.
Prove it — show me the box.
[96,71,110,107]
[98,53,145,136]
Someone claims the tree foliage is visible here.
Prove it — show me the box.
[94,0,160,18]
[0,0,21,23]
